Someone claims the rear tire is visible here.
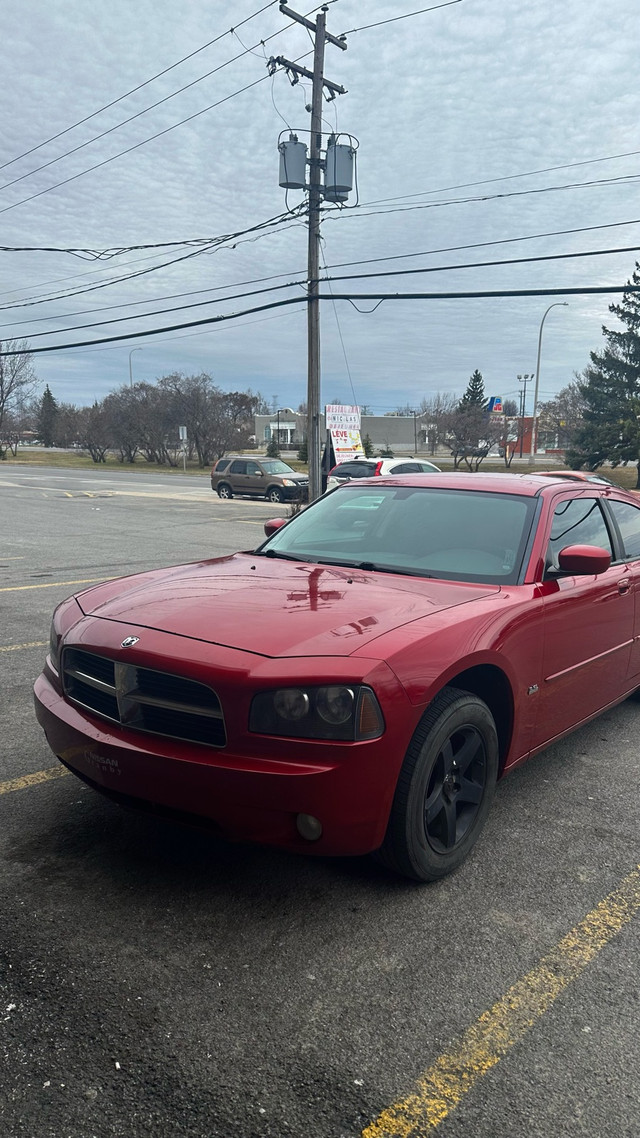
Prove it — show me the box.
[377,686,498,882]
[217,482,233,499]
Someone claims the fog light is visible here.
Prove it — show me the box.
[296,813,323,841]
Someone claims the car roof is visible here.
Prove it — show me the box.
[331,470,629,499]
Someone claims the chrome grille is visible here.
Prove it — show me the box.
[62,648,226,748]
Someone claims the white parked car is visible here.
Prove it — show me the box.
[326,456,440,492]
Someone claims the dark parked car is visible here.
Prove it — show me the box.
[35,472,640,882]
[211,457,308,502]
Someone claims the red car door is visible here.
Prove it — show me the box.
[536,493,633,746]
[604,495,640,680]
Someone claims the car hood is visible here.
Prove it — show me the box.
[77,553,498,659]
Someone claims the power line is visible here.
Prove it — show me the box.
[2,285,638,356]
[0,15,321,217]
[0,72,274,218]
[0,11,298,197]
[6,151,639,259]
[2,215,639,319]
[0,0,280,173]
[0,207,307,311]
[6,242,639,340]
[362,150,640,207]
[339,1,463,35]
[327,174,640,223]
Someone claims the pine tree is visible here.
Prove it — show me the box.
[38,384,58,447]
[567,263,640,485]
[458,369,488,412]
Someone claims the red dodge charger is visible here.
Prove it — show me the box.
[34,472,640,881]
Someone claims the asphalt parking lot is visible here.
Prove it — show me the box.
[2,464,640,1138]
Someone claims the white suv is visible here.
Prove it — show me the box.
[326,456,440,492]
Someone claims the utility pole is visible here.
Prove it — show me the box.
[270,4,347,501]
[306,8,327,503]
[517,373,533,458]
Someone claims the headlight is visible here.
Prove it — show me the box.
[281,479,296,486]
[250,685,385,741]
[49,617,61,672]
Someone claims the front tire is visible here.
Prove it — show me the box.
[266,486,284,503]
[378,686,498,882]
[217,482,233,499]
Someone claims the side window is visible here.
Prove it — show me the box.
[246,462,261,476]
[546,497,613,571]
[608,500,640,560]
[215,458,231,472]
[391,463,417,474]
[229,460,246,475]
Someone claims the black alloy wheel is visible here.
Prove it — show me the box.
[424,725,487,853]
[377,686,499,882]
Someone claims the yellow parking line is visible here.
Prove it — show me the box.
[0,576,113,592]
[0,640,47,652]
[0,766,70,796]
[363,864,640,1137]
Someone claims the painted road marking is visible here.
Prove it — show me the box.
[0,766,70,796]
[0,640,47,652]
[0,576,113,593]
[362,864,640,1137]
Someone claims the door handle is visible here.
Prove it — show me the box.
[618,579,632,594]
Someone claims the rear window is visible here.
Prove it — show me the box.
[333,462,375,478]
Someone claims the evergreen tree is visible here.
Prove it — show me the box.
[38,384,58,446]
[567,263,640,485]
[362,433,374,457]
[458,370,488,412]
[266,435,280,458]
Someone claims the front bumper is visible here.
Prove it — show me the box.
[34,656,413,857]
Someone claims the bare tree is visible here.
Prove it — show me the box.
[0,340,38,458]
[536,379,586,453]
[418,392,458,454]
[76,403,112,463]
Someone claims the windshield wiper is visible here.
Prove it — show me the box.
[257,549,313,562]
[312,556,433,577]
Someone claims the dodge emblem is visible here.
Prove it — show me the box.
[120,636,140,649]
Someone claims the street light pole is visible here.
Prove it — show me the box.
[128,347,142,387]
[529,302,569,464]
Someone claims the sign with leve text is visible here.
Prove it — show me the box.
[325,405,364,463]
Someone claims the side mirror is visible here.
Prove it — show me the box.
[557,544,611,575]
[264,518,287,537]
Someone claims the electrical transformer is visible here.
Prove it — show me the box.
[324,138,354,200]
[278,134,308,189]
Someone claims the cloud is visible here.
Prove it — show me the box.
[0,0,637,412]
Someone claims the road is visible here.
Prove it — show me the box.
[2,464,640,1138]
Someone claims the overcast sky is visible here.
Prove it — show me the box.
[1,0,638,414]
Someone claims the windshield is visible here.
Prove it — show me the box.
[260,459,297,474]
[257,484,537,584]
